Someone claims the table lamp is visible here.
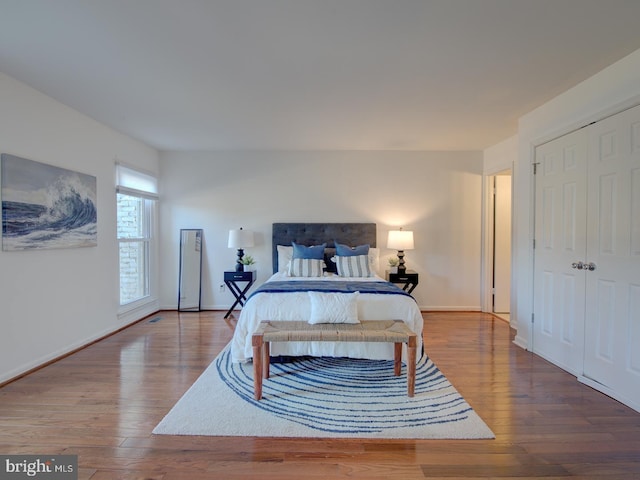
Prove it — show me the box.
[228,227,254,271]
[387,228,414,273]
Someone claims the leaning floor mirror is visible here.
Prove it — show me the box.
[178,229,203,311]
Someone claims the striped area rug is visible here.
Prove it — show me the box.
[153,345,494,439]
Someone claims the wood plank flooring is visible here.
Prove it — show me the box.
[1,311,639,479]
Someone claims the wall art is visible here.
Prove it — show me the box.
[1,153,97,251]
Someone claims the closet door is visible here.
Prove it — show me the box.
[583,104,640,406]
[533,128,588,373]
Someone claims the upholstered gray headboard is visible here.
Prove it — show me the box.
[272,223,377,274]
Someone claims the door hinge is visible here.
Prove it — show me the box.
[533,238,536,249]
[531,313,535,324]
[533,162,540,174]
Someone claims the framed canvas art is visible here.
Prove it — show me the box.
[1,154,97,251]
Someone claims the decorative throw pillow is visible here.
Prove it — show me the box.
[277,245,293,272]
[288,258,325,277]
[335,242,370,256]
[308,291,360,324]
[331,248,380,273]
[292,241,326,259]
[335,254,372,277]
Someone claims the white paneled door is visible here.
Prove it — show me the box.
[533,128,588,374]
[533,104,640,411]
[583,104,640,407]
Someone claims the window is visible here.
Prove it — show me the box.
[117,193,152,304]
[116,164,158,307]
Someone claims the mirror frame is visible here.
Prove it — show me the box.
[178,229,203,311]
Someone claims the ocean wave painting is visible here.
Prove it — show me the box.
[1,154,97,251]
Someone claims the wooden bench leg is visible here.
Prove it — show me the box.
[394,342,402,376]
[263,341,270,379]
[252,333,264,400]
[407,335,417,397]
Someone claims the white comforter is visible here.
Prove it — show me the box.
[230,272,423,363]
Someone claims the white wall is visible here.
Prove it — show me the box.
[0,73,159,383]
[484,135,517,175]
[511,47,640,349]
[159,150,484,311]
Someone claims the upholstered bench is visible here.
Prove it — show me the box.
[251,319,417,400]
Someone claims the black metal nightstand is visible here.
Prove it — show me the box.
[386,270,419,294]
[224,270,255,318]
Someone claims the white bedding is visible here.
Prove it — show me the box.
[230,272,424,363]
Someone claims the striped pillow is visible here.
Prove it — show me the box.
[288,258,325,277]
[335,254,372,277]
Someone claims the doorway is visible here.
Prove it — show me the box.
[489,170,512,322]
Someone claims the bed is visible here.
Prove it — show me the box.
[229,222,424,363]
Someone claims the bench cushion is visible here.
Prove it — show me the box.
[254,319,414,343]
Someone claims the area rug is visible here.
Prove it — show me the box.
[153,345,494,439]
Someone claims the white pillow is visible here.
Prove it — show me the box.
[308,291,360,324]
[277,245,293,272]
[368,247,380,272]
[288,258,324,277]
[335,254,372,277]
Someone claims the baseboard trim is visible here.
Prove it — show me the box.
[0,310,160,388]
[512,335,529,350]
[578,375,640,414]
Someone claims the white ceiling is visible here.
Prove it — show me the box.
[2,0,640,151]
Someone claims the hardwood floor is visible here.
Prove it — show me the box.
[1,311,639,479]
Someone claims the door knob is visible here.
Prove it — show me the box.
[571,261,584,270]
[586,262,596,271]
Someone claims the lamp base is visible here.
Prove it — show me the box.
[397,250,406,273]
[235,248,245,272]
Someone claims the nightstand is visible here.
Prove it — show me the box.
[224,270,255,318]
[386,270,419,294]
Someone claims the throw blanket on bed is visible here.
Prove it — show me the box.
[248,280,414,301]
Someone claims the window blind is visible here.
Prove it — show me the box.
[115,163,158,199]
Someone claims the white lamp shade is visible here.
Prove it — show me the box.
[387,230,414,250]
[228,228,254,248]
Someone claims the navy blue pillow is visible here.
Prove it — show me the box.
[292,241,326,259]
[335,242,370,257]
